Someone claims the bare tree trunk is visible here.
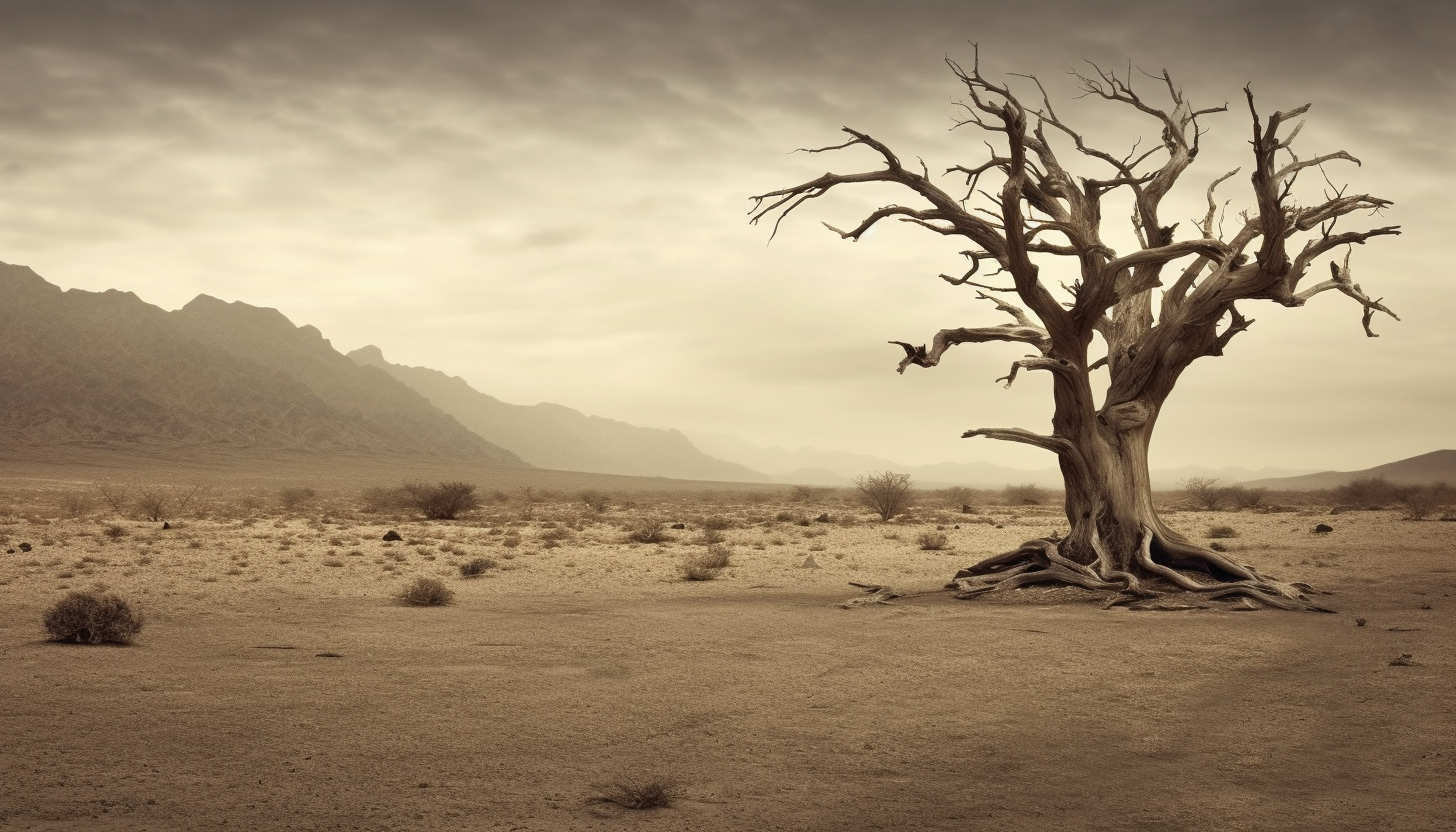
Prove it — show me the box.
[751,49,1395,612]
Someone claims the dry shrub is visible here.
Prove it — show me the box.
[43,589,143,644]
[916,531,950,551]
[398,577,455,606]
[279,486,318,510]
[854,471,913,521]
[589,778,677,810]
[701,515,735,531]
[1207,525,1240,539]
[1002,482,1046,505]
[680,544,732,581]
[102,524,127,540]
[580,490,612,513]
[459,557,498,577]
[58,491,93,519]
[625,517,672,544]
[402,481,480,520]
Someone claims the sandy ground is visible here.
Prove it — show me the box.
[1,495,1453,831]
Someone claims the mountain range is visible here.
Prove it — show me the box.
[0,261,521,464]
[2,260,1448,492]
[346,346,770,482]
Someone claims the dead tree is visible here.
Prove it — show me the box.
[750,50,1399,611]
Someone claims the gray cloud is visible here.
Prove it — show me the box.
[0,0,1448,469]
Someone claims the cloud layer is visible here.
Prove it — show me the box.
[0,0,1450,470]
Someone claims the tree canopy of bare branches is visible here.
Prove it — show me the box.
[751,49,1398,611]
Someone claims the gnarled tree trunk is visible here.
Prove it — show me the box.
[751,49,1398,610]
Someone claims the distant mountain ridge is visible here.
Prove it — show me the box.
[684,430,1321,489]
[0,261,525,464]
[1241,450,1456,490]
[347,345,772,482]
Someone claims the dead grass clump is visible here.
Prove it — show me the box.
[398,577,455,606]
[1207,525,1240,539]
[701,515,735,531]
[589,778,678,811]
[459,557,498,577]
[43,589,143,644]
[102,525,127,540]
[916,532,950,551]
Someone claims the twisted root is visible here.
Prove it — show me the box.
[948,527,1335,613]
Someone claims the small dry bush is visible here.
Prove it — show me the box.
[279,486,318,510]
[43,589,143,644]
[459,557,498,577]
[625,517,672,544]
[854,471,913,521]
[701,515,735,531]
[916,531,950,551]
[589,778,677,811]
[402,481,480,520]
[1002,482,1046,505]
[1393,482,1454,520]
[1331,476,1397,510]
[58,491,93,519]
[680,545,732,581]
[1225,485,1269,510]
[1207,525,1240,539]
[580,490,612,513]
[102,524,127,540]
[398,577,455,606]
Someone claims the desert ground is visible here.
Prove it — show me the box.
[1,476,1453,832]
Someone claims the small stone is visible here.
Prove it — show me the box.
[800,555,819,569]
[18,542,32,552]
[815,513,831,522]
[162,522,171,530]
[382,530,403,542]
[1312,523,1334,534]
[670,523,686,529]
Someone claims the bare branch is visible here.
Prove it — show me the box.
[961,427,1073,456]
[995,355,1076,387]
[890,320,1050,374]
[1291,253,1400,336]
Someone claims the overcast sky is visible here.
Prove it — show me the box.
[1,0,1451,472]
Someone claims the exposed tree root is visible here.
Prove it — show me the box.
[948,527,1336,612]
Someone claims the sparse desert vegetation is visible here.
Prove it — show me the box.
[0,473,1452,830]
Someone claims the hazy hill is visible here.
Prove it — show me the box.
[1241,450,1456,490]
[685,430,1320,489]
[0,262,525,464]
[347,346,772,482]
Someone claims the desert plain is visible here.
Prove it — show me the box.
[1,474,1453,832]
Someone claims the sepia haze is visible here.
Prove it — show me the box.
[4,261,1451,491]
[0,1,1451,473]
